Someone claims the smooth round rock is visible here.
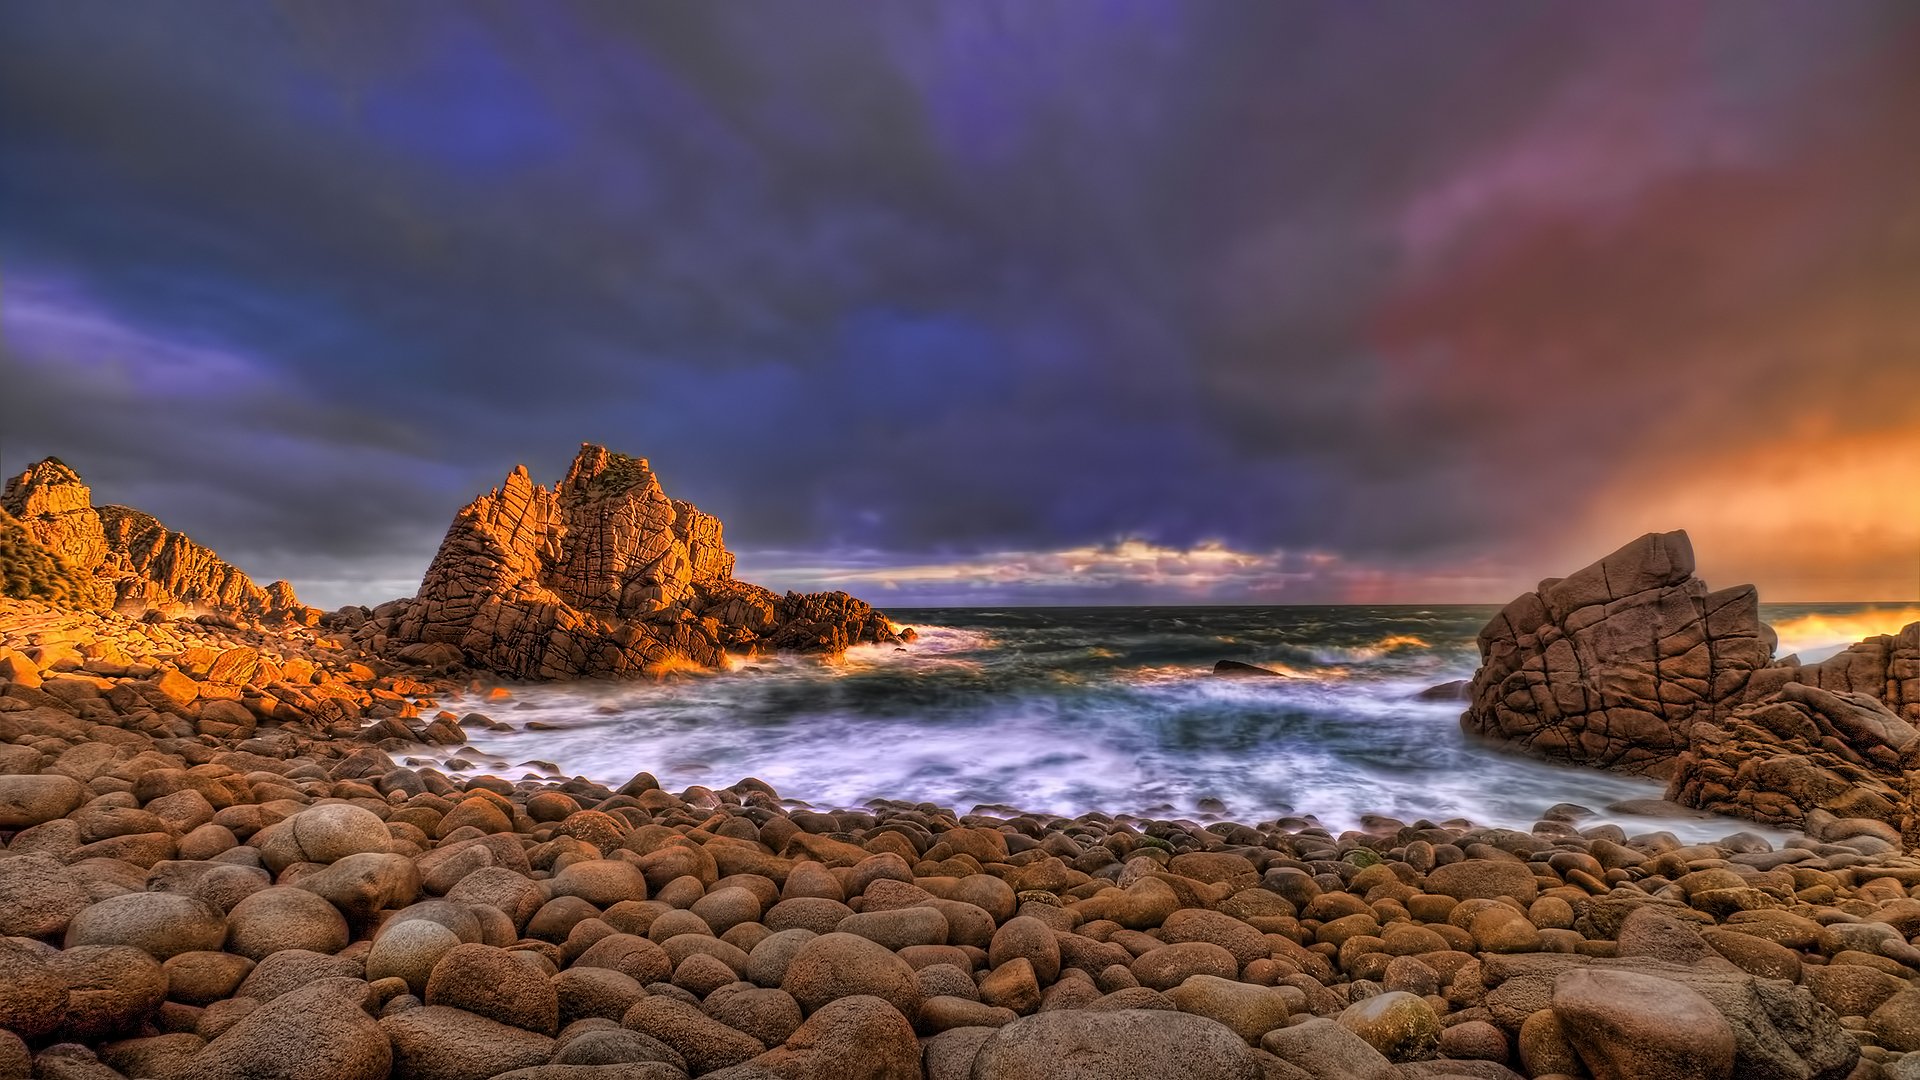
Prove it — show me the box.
[781,932,922,1019]
[970,1007,1259,1078]
[1337,990,1441,1063]
[425,942,560,1035]
[225,886,349,961]
[1551,968,1736,1080]
[366,918,463,995]
[65,891,228,960]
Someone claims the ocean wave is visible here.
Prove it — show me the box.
[425,606,1797,843]
[1307,633,1432,664]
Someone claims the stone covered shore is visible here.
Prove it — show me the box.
[1,599,1917,1079]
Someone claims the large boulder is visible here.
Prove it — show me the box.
[1462,529,1920,839]
[378,444,898,680]
[1462,531,1774,777]
[1552,968,1736,1080]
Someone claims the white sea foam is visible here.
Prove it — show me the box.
[433,612,1793,845]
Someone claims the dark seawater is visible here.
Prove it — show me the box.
[441,603,1920,843]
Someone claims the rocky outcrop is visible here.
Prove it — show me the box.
[1,459,314,624]
[1465,529,1920,843]
[372,444,896,679]
[1462,531,1776,777]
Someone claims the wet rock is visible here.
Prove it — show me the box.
[1337,990,1440,1063]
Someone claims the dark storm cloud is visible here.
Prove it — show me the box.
[3,1,1919,606]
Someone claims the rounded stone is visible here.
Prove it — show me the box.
[1159,909,1267,968]
[0,852,91,938]
[989,915,1063,984]
[181,978,390,1080]
[366,918,463,994]
[1130,941,1239,991]
[162,951,255,1006]
[0,941,69,1039]
[703,983,804,1046]
[574,933,673,986]
[837,905,950,951]
[288,803,392,864]
[46,944,168,1041]
[0,774,85,829]
[550,860,649,908]
[382,1005,555,1080]
[971,1007,1258,1078]
[65,891,228,960]
[761,993,920,1076]
[425,942,560,1035]
[1426,860,1538,905]
[1552,968,1736,1080]
[445,866,546,931]
[225,886,350,961]
[1337,990,1441,1063]
[554,966,648,1025]
[1439,1018,1508,1061]
[620,995,765,1074]
[690,886,762,937]
[781,931,923,1019]
[673,951,739,997]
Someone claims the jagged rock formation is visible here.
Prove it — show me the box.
[1462,531,1777,777]
[1465,530,1920,843]
[372,444,897,678]
[0,458,313,623]
[1672,627,1920,839]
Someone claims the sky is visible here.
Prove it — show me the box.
[3,2,1919,610]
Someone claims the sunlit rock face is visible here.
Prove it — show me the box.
[382,443,896,679]
[1466,528,1920,842]
[1,457,311,622]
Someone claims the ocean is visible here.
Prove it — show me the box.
[441,603,1920,844]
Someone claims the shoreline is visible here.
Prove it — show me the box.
[0,594,1913,1077]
